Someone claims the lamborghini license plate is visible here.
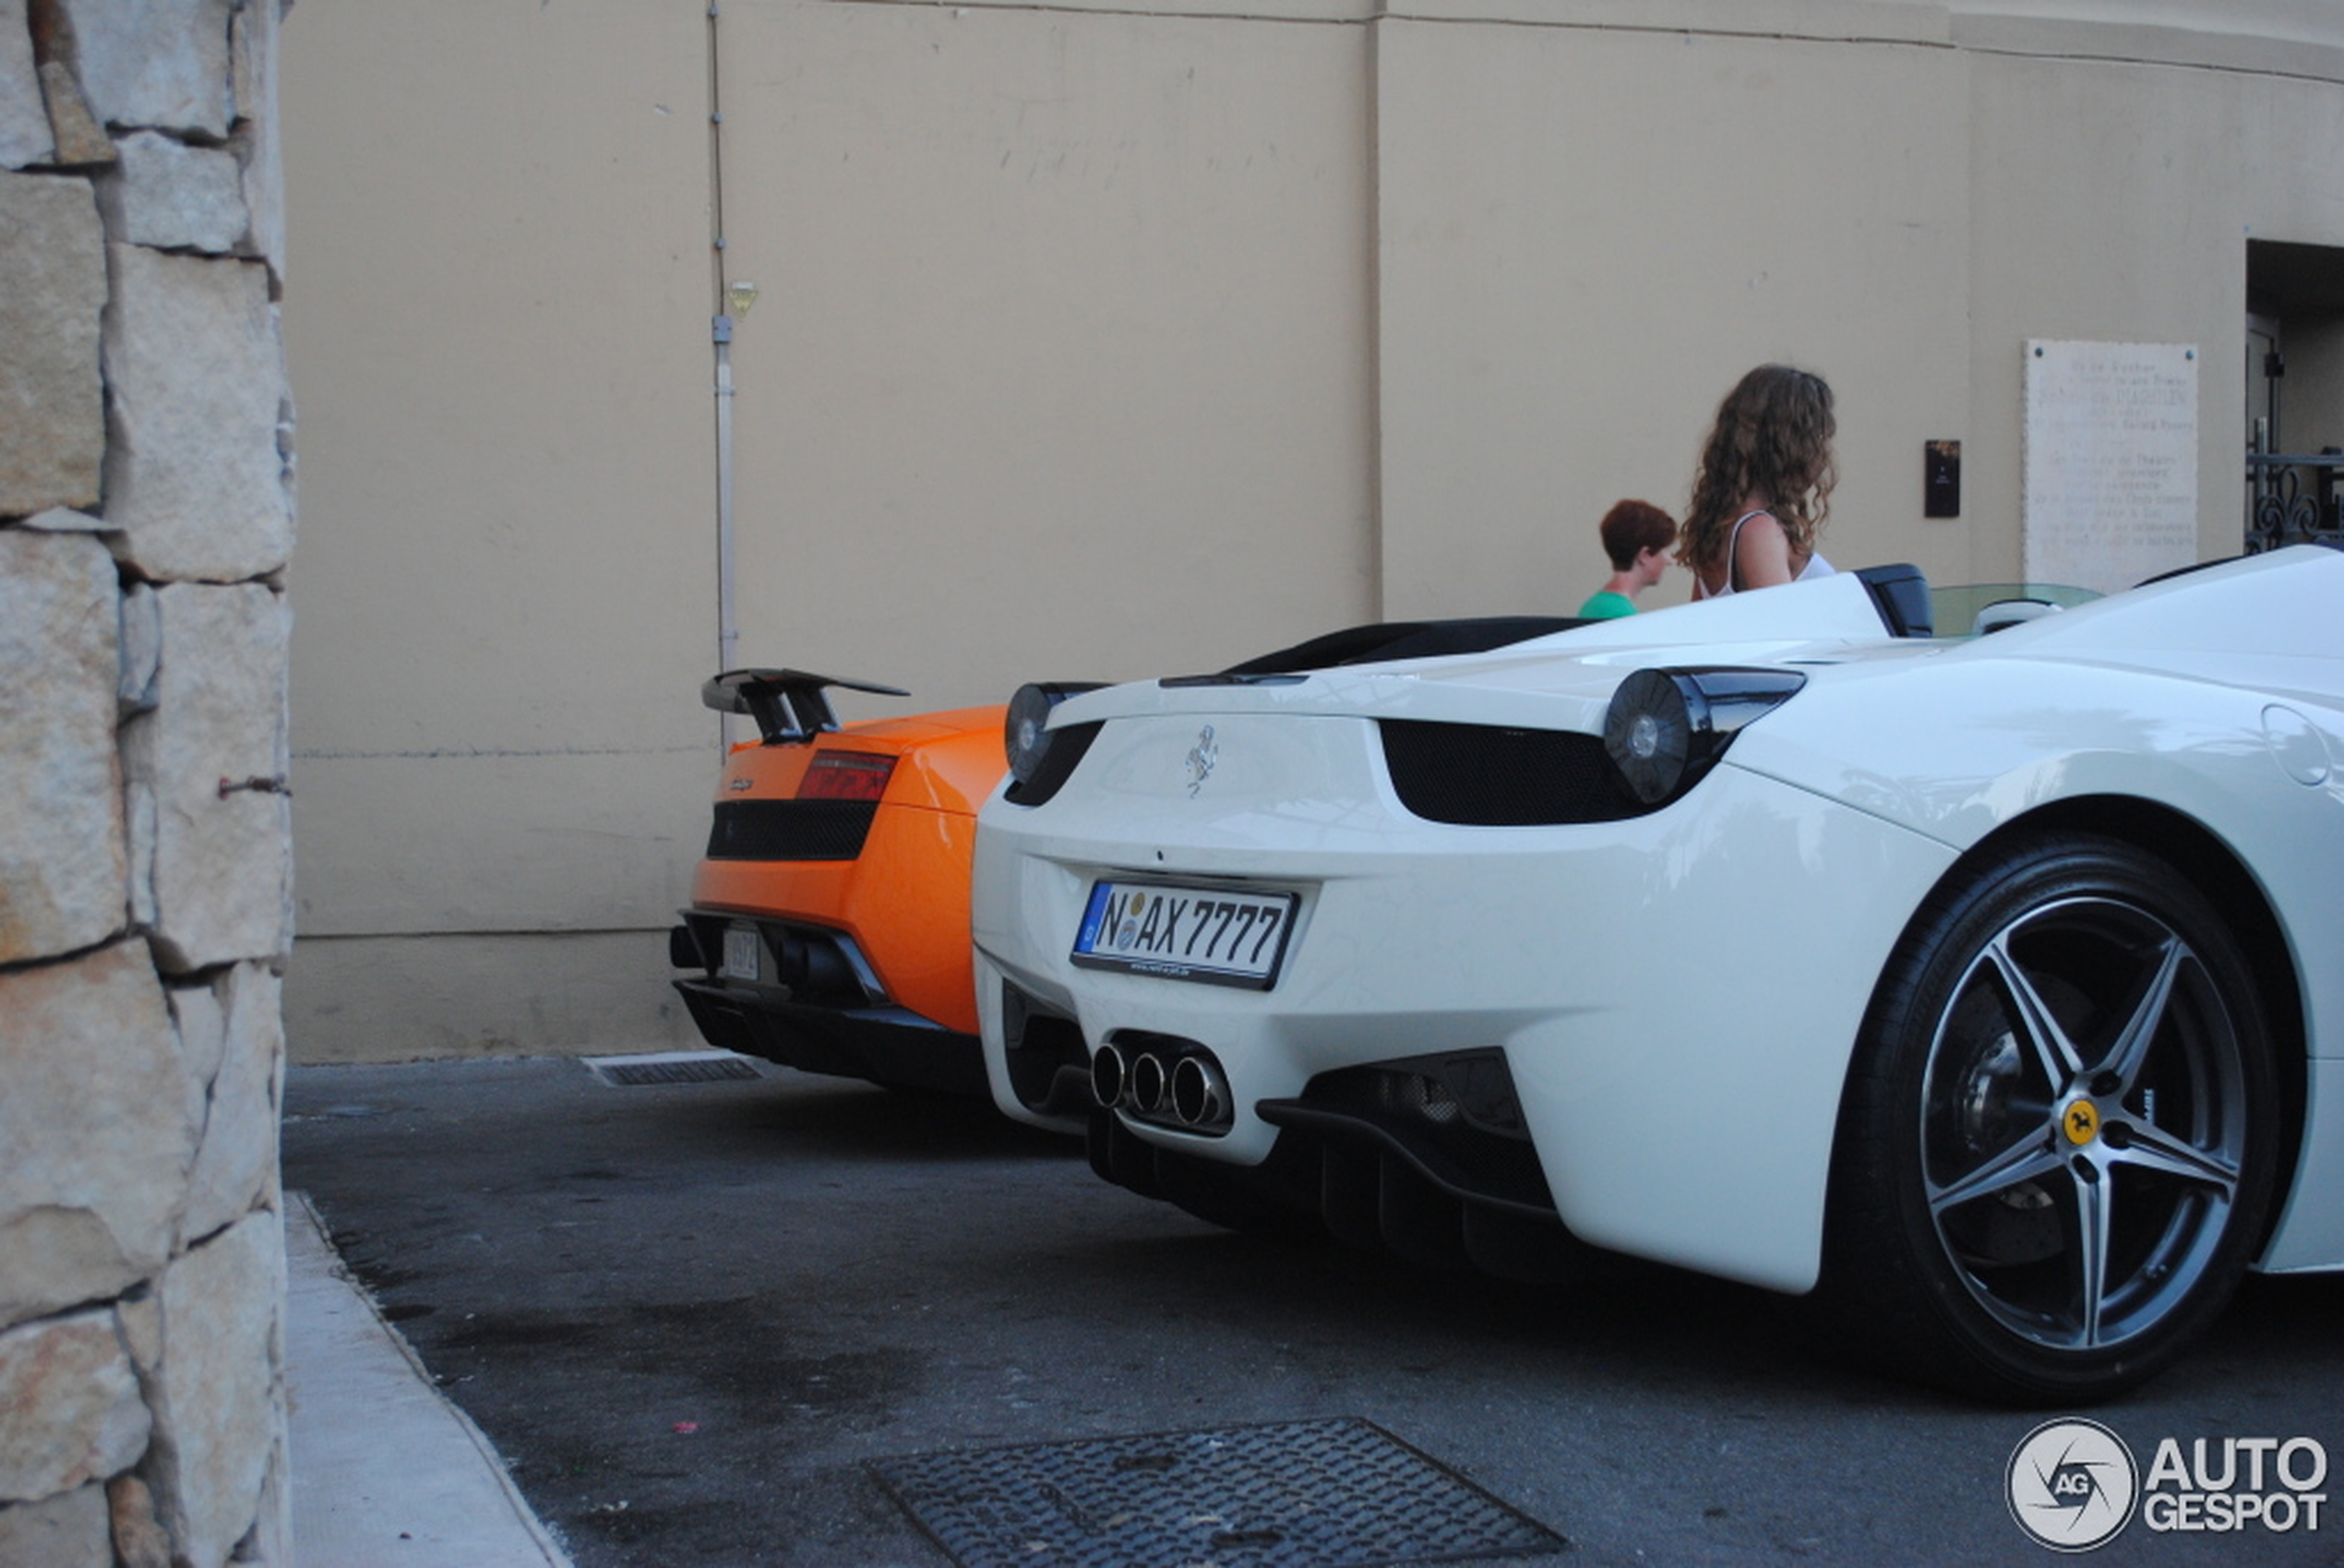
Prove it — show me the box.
[1071,880,1296,988]
[722,926,761,982]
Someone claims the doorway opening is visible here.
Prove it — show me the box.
[2245,240,2344,551]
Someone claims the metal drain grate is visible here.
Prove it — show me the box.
[869,1417,1566,1568]
[583,1052,764,1088]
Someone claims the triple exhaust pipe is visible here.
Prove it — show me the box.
[1091,1039,1229,1131]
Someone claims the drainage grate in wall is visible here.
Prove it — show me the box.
[869,1417,1566,1568]
[583,1051,764,1088]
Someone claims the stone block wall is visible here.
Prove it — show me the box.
[1,2,293,1564]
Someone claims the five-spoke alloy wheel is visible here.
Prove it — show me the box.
[1828,833,2279,1404]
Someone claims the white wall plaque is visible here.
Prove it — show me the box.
[2022,341,2199,593]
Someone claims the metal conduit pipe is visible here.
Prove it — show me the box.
[707,3,742,750]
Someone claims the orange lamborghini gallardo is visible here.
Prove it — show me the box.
[666,670,1019,1095]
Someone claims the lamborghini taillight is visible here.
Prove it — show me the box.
[796,751,896,802]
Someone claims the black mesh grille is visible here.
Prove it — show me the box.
[1262,1052,1555,1214]
[706,799,878,862]
[1379,719,1638,826]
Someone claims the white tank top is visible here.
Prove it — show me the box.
[1704,509,1833,598]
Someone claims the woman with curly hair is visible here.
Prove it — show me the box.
[1680,365,1838,597]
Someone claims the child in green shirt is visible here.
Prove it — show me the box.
[1576,498,1678,618]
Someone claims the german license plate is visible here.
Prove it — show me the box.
[722,926,761,982]
[1071,881,1297,988]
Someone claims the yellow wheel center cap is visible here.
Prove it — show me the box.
[2062,1099,2100,1146]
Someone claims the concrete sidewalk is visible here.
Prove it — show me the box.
[285,1191,573,1568]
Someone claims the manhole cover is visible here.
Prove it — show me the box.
[583,1051,763,1088]
[870,1417,1566,1568]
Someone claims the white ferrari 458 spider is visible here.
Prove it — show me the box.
[974,545,2342,1402]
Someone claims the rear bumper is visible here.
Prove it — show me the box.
[672,977,986,1095]
[669,908,986,1095]
[975,734,1958,1294]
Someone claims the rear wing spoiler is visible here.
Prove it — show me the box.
[701,668,909,746]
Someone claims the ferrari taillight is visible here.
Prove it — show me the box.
[797,751,896,802]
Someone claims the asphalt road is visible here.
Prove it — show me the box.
[282,1055,2344,1568]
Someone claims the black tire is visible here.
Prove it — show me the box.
[1824,832,2278,1404]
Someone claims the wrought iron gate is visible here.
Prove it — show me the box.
[2245,451,2344,552]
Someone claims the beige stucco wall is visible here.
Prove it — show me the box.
[1967,45,2344,580]
[279,0,2344,1062]
[281,0,715,1058]
[716,1,1379,695]
[1375,15,1971,615]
